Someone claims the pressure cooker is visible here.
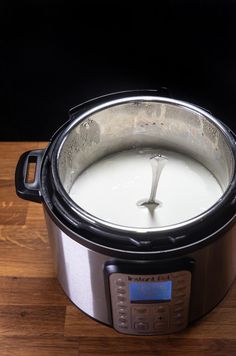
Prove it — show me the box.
[15,90,236,335]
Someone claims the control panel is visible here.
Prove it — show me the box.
[109,270,191,335]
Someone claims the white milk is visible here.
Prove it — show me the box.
[69,148,222,228]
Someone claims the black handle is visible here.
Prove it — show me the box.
[15,149,44,203]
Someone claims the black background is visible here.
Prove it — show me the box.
[1,0,236,140]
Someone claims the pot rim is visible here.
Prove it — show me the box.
[51,94,236,235]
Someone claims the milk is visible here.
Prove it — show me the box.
[69,148,222,228]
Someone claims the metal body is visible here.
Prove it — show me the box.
[15,91,236,335]
[44,208,236,331]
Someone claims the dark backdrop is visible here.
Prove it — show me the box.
[1,0,236,140]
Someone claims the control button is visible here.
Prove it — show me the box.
[172,319,185,327]
[174,286,186,293]
[154,315,168,323]
[154,318,168,324]
[173,312,184,320]
[172,314,185,327]
[117,287,126,294]
[116,279,125,286]
[154,321,168,330]
[173,305,184,313]
[117,301,127,307]
[118,307,127,314]
[134,322,149,330]
[174,292,186,298]
[132,307,148,314]
[117,295,126,302]
[173,299,185,306]
[174,278,186,284]
[118,316,127,323]
[118,312,127,318]
[174,281,186,287]
[155,306,167,313]
[118,322,128,328]
[134,316,147,322]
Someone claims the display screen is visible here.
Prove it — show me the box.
[129,281,172,303]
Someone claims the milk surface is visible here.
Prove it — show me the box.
[69,148,222,228]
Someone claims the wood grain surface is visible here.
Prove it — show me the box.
[0,142,236,356]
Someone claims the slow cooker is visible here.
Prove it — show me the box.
[15,91,236,335]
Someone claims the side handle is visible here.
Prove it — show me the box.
[15,149,44,203]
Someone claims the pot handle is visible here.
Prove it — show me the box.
[15,149,44,203]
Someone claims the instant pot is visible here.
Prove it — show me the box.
[15,91,236,335]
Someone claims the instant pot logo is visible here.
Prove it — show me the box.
[128,276,155,282]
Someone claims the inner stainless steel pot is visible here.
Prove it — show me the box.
[56,96,235,231]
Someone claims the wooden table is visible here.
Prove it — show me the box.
[1,142,236,356]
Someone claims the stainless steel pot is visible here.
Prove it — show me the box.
[15,91,236,335]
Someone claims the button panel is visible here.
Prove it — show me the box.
[109,271,191,335]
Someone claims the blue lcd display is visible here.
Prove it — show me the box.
[129,281,172,303]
